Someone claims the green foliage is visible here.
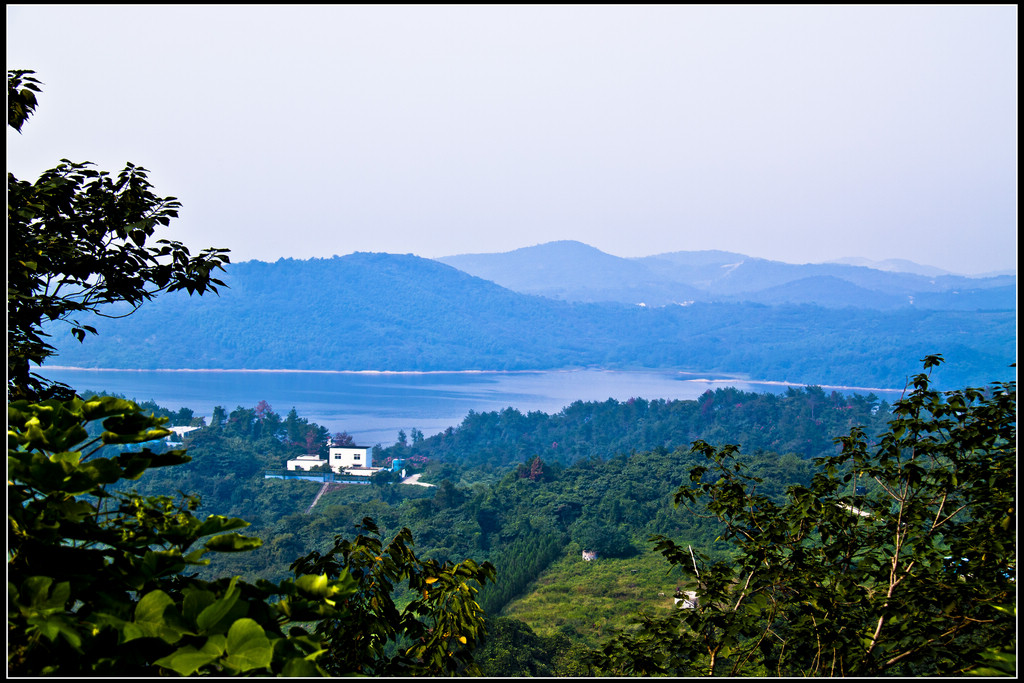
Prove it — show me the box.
[7,396,350,676]
[7,69,41,132]
[383,386,894,470]
[502,548,686,651]
[475,616,590,676]
[7,68,230,401]
[476,531,567,616]
[570,516,636,559]
[591,356,1016,676]
[289,518,496,676]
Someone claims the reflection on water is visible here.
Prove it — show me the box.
[40,367,903,446]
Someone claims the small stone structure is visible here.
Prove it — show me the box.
[582,549,598,561]
[674,590,699,609]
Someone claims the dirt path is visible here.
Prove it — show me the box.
[400,473,435,487]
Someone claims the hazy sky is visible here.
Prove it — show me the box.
[7,5,1017,274]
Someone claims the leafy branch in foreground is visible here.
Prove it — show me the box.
[291,519,496,676]
[7,396,498,676]
[591,355,1016,676]
[7,68,497,677]
[7,68,230,401]
[7,396,350,675]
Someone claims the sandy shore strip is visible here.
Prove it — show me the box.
[41,366,549,375]
[40,366,904,393]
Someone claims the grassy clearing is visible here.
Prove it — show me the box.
[500,543,691,649]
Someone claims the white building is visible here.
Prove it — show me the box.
[287,454,328,471]
[166,425,201,442]
[329,446,372,471]
[284,445,388,477]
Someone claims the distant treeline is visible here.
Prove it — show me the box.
[376,385,897,469]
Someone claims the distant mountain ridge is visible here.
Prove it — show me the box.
[825,256,952,277]
[42,251,1016,391]
[437,241,706,306]
[437,241,1015,309]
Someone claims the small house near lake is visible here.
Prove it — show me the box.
[286,454,329,471]
[286,445,386,477]
[329,445,373,472]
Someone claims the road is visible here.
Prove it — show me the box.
[400,473,435,487]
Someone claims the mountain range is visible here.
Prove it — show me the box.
[41,245,1016,391]
[436,241,1016,309]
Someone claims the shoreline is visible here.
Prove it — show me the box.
[41,366,555,376]
[40,365,905,394]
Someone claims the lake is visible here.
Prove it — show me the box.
[40,367,903,446]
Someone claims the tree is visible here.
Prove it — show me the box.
[7,69,230,401]
[290,519,495,676]
[475,617,582,677]
[253,400,282,440]
[226,406,257,439]
[254,400,274,422]
[370,468,402,487]
[570,516,635,559]
[284,407,307,444]
[172,406,194,426]
[331,431,355,447]
[7,70,498,676]
[7,397,349,676]
[304,425,324,455]
[433,478,468,511]
[591,356,1016,676]
[8,398,497,676]
[8,68,41,132]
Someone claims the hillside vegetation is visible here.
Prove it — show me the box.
[99,386,885,609]
[500,548,686,649]
[72,365,1013,677]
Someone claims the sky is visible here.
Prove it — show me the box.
[7,5,1017,275]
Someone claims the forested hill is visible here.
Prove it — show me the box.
[375,386,895,470]
[42,252,1015,390]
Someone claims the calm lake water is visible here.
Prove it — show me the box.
[41,367,902,446]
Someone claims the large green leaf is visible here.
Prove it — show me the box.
[204,532,263,552]
[224,618,273,672]
[154,634,226,675]
[123,589,191,644]
[196,577,243,633]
